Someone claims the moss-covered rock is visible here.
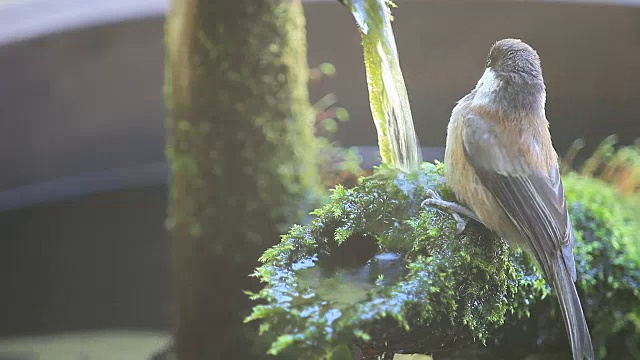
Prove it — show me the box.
[247,161,640,359]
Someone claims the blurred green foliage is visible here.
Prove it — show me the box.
[309,62,366,195]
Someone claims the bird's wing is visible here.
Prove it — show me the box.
[462,113,576,281]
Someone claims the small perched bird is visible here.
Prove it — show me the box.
[423,39,594,359]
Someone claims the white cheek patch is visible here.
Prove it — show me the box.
[478,68,500,91]
[472,68,500,107]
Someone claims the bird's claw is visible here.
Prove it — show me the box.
[421,189,476,235]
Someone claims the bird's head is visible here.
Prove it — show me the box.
[486,38,542,80]
[473,39,546,115]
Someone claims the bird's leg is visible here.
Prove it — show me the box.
[421,189,481,234]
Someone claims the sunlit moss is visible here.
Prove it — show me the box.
[248,163,544,357]
[248,161,640,359]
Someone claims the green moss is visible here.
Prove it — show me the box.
[248,163,640,359]
[248,164,541,357]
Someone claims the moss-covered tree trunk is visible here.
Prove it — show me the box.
[164,1,320,358]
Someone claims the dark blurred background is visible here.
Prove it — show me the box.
[0,0,638,357]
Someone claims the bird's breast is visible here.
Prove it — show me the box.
[444,106,520,240]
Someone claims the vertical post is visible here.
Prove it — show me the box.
[165,1,320,358]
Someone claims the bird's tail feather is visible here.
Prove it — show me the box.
[545,256,594,360]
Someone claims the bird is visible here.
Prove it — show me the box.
[422,38,594,360]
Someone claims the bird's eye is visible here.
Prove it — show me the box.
[485,58,492,68]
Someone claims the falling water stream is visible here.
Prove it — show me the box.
[343,0,422,172]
